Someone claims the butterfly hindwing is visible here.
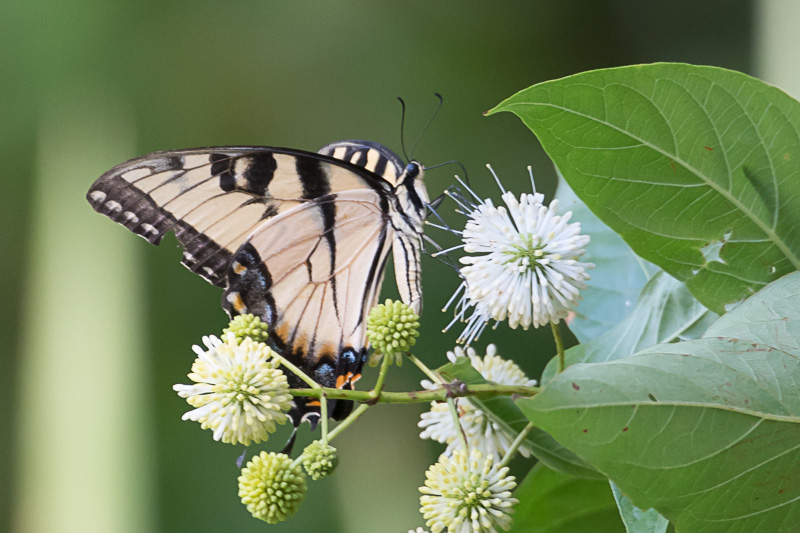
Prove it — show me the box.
[223,189,395,420]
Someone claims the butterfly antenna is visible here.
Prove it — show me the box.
[409,93,443,162]
[424,159,470,187]
[422,234,460,271]
[397,96,410,162]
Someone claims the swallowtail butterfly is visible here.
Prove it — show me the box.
[87,140,429,425]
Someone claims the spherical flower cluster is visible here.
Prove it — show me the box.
[419,345,536,460]
[173,335,293,445]
[301,440,339,480]
[420,449,517,533]
[444,166,593,345]
[223,313,271,344]
[366,299,421,366]
[238,451,307,524]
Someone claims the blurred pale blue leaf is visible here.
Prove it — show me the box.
[610,481,669,533]
[542,270,716,384]
[555,175,657,343]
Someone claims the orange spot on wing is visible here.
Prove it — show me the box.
[335,372,355,389]
[273,323,290,343]
[230,293,247,314]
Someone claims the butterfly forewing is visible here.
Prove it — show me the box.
[87,146,389,286]
[318,140,404,186]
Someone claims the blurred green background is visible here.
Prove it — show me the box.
[4,1,796,532]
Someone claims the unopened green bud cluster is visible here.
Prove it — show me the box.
[301,440,339,480]
[366,299,420,365]
[238,451,307,524]
[224,313,270,344]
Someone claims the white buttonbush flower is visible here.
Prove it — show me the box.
[420,449,518,533]
[418,345,537,460]
[173,335,293,446]
[444,165,593,344]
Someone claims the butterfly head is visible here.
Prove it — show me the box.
[404,161,423,181]
[396,160,429,227]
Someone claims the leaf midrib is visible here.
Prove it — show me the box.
[504,101,800,270]
[528,399,800,423]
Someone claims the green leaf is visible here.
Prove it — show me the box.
[555,175,657,342]
[541,270,715,384]
[437,358,603,480]
[610,481,669,533]
[518,272,800,532]
[489,63,800,313]
[509,463,624,533]
[704,269,800,355]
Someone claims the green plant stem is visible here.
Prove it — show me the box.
[552,321,566,374]
[448,398,469,449]
[320,392,329,443]
[272,352,320,390]
[327,404,370,442]
[371,351,393,399]
[288,383,538,403]
[499,421,535,468]
[406,352,443,384]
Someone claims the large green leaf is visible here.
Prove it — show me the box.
[438,358,603,480]
[518,272,800,533]
[489,63,800,313]
[541,270,715,384]
[509,463,624,533]
[555,175,657,343]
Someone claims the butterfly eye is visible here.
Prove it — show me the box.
[405,162,422,179]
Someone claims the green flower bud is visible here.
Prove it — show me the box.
[223,313,270,344]
[366,299,420,366]
[238,451,307,524]
[301,440,339,480]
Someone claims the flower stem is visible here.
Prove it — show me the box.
[288,384,538,403]
[371,351,393,399]
[272,352,321,390]
[407,352,443,384]
[327,403,370,442]
[552,321,566,374]
[320,392,329,443]
[499,421,535,468]
[448,398,469,450]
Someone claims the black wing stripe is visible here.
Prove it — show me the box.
[371,154,388,178]
[353,150,368,168]
[243,152,277,195]
[210,153,236,191]
[296,157,331,199]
